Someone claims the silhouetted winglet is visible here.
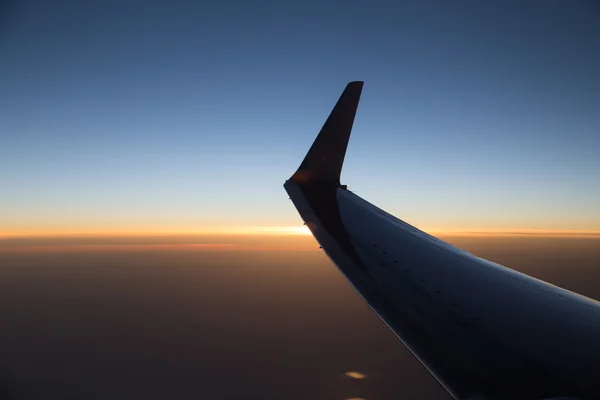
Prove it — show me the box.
[291,81,363,185]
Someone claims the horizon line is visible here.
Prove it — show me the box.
[2,227,600,239]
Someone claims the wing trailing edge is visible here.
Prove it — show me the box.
[290,81,363,185]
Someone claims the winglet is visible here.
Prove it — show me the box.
[290,81,363,185]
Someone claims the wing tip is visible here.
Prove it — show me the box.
[290,81,364,185]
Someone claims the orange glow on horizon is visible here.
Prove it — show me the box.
[0,226,320,253]
[2,226,600,254]
[0,243,320,253]
[429,228,600,238]
[2,226,600,240]
[0,225,313,239]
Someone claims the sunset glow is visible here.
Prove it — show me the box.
[4,226,600,240]
[0,225,313,239]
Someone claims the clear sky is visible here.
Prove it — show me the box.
[1,0,599,236]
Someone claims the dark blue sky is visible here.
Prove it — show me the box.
[2,0,599,235]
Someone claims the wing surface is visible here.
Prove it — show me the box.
[284,82,600,400]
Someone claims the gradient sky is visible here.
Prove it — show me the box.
[2,0,599,236]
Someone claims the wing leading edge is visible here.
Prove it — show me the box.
[284,82,600,400]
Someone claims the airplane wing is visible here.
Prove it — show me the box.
[284,82,600,400]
